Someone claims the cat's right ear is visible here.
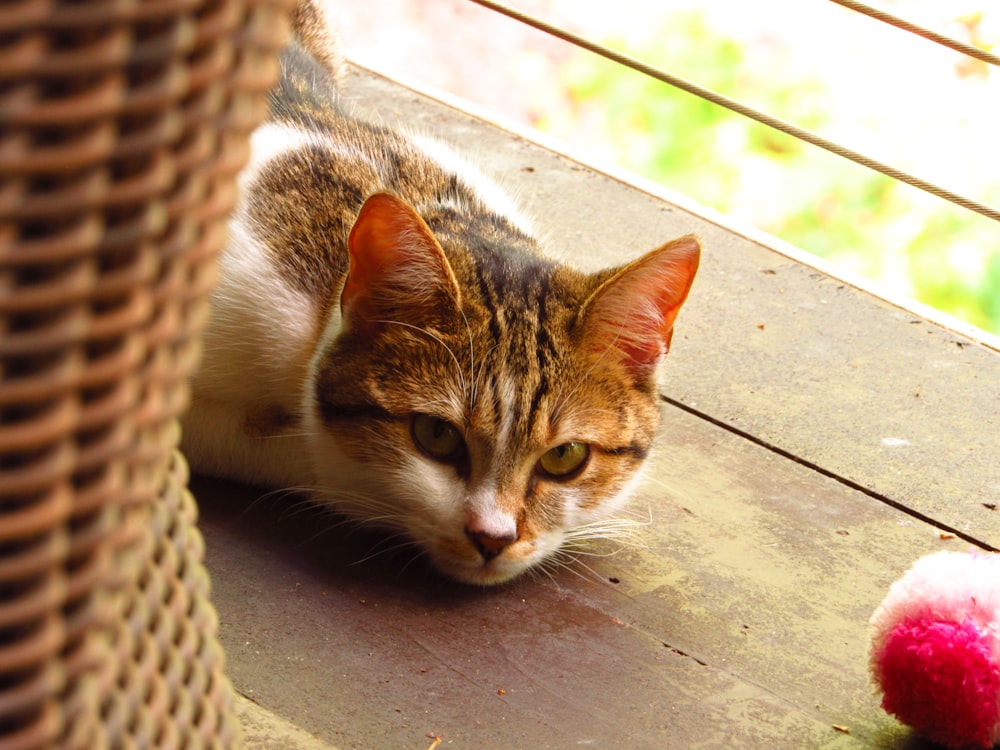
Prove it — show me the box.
[343,193,462,335]
[578,234,700,381]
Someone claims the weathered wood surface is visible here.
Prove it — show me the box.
[197,67,998,749]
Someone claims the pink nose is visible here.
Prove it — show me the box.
[464,527,518,562]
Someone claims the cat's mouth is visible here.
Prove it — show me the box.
[425,533,552,586]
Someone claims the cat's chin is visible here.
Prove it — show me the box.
[429,555,529,586]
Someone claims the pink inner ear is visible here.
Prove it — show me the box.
[342,193,460,331]
[581,235,700,375]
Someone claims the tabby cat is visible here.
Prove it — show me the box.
[181,1,700,585]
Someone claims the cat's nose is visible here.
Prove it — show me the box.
[465,526,518,562]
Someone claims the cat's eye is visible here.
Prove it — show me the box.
[537,442,590,479]
[411,414,466,463]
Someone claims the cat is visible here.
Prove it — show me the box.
[180,0,700,585]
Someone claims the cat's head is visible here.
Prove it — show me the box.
[305,193,699,584]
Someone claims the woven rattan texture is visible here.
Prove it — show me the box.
[0,1,292,747]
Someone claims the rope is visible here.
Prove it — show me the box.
[465,0,1000,225]
[828,0,1000,69]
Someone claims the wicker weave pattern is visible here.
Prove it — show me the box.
[0,1,292,747]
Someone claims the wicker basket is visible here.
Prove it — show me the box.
[0,1,292,747]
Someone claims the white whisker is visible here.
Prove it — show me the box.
[459,306,477,404]
[377,318,467,398]
[538,548,605,585]
[351,534,419,566]
[550,329,623,425]
[395,546,431,578]
[641,472,686,500]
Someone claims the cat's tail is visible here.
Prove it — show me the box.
[290,0,344,83]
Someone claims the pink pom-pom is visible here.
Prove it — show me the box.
[877,618,1000,748]
[869,550,1000,750]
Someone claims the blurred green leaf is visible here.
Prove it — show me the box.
[539,9,1000,334]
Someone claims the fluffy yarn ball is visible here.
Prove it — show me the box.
[869,550,1000,749]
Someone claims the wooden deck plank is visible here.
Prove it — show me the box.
[192,66,997,748]
[198,392,946,748]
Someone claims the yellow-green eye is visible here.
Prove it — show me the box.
[538,442,590,479]
[411,414,465,463]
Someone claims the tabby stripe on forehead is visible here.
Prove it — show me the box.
[486,372,503,430]
[533,273,552,364]
[527,370,549,421]
[528,287,554,419]
[320,401,395,423]
[474,266,504,344]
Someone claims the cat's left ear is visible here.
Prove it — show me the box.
[578,235,700,379]
[343,192,462,334]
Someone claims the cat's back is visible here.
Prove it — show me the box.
[245,33,543,309]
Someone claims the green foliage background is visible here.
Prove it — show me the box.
[535,11,1000,334]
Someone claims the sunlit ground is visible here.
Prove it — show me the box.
[337,0,1000,336]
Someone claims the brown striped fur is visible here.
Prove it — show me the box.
[181,1,700,584]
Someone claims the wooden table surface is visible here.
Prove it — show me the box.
[197,66,1000,750]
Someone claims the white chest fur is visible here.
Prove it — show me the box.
[181,125,327,488]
